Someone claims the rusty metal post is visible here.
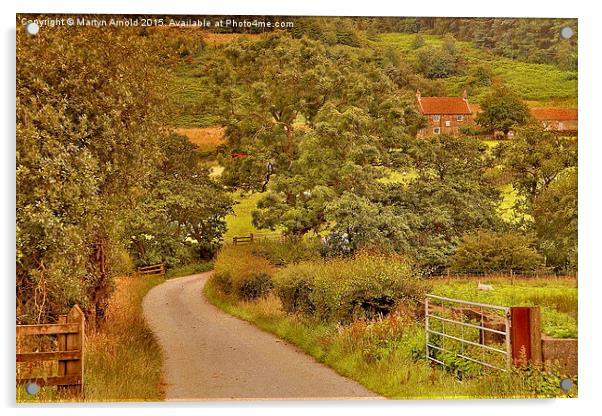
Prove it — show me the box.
[510,306,542,367]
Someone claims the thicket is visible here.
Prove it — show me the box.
[16,27,231,326]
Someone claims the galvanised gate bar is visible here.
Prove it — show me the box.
[425,294,512,372]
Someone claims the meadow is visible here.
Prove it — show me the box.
[376,33,578,104]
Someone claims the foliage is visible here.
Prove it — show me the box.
[415,44,460,79]
[498,128,577,271]
[213,245,275,300]
[533,170,578,271]
[273,253,428,323]
[380,135,501,271]
[16,26,172,324]
[128,134,233,265]
[476,84,531,134]
[449,230,545,272]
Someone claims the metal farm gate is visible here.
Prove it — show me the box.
[425,294,512,371]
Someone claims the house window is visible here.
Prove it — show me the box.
[445,120,451,127]
[433,127,441,134]
[457,115,464,122]
[432,115,441,122]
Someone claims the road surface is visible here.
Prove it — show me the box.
[142,272,381,400]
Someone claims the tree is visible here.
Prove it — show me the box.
[499,129,577,271]
[415,45,458,79]
[449,230,544,272]
[532,170,577,271]
[382,135,502,271]
[17,27,175,324]
[411,33,426,49]
[250,98,420,236]
[476,84,531,135]
[129,134,233,264]
[499,128,577,207]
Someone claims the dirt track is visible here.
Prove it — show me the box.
[142,272,381,400]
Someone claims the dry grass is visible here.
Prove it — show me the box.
[84,274,165,401]
[16,274,165,402]
[175,126,226,153]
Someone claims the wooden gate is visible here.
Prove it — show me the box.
[137,263,165,277]
[16,305,85,394]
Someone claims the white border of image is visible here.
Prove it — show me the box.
[2,0,601,414]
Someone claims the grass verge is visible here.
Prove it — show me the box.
[166,261,213,279]
[84,274,165,401]
[17,274,165,402]
[204,277,575,399]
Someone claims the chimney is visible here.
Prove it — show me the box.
[462,89,468,100]
[416,89,421,102]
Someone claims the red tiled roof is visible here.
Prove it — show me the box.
[417,97,472,115]
[530,108,578,121]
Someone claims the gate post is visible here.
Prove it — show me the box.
[510,306,542,366]
[61,305,85,394]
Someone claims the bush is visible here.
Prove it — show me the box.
[275,253,428,323]
[449,230,545,273]
[213,246,275,300]
[249,237,321,266]
[274,263,318,314]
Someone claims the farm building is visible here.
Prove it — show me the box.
[530,108,578,133]
[416,90,477,137]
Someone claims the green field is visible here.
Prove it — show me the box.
[224,191,276,239]
[376,33,577,104]
[431,278,578,338]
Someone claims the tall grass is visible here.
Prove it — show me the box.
[84,274,165,401]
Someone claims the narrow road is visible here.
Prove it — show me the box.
[142,272,380,400]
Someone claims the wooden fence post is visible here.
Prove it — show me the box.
[61,305,85,394]
[57,314,67,381]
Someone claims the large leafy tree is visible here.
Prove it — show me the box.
[532,170,577,271]
[381,135,502,271]
[251,102,419,235]
[499,128,577,271]
[16,27,232,325]
[476,84,531,135]
[203,33,421,193]
[129,134,233,264]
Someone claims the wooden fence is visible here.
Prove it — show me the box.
[16,305,85,394]
[137,263,166,277]
[232,232,283,245]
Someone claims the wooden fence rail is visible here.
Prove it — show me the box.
[137,263,165,276]
[16,305,85,394]
[233,234,254,245]
[232,232,283,245]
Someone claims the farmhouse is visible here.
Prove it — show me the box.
[415,90,477,137]
[530,108,578,133]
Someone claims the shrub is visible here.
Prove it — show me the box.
[213,245,275,300]
[275,253,428,323]
[249,237,321,266]
[449,230,545,273]
[274,263,319,314]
